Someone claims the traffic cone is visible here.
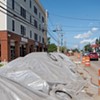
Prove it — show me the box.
[82,56,86,64]
[85,56,90,67]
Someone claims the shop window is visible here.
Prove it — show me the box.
[10,46,15,60]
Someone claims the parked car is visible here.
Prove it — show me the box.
[82,51,89,56]
[88,52,99,60]
[97,52,100,58]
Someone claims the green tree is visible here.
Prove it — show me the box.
[99,37,100,44]
[84,44,92,52]
[48,43,57,52]
[95,38,99,45]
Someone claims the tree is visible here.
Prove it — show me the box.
[99,37,100,44]
[95,38,99,45]
[84,44,92,52]
[48,43,57,52]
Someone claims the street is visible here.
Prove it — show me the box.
[91,59,100,70]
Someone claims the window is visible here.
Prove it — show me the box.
[39,24,41,31]
[24,0,26,2]
[34,20,38,28]
[34,6,37,15]
[10,46,15,60]
[20,25,26,36]
[20,7,26,19]
[12,20,15,31]
[34,33,38,41]
[42,37,44,43]
[30,30,32,38]
[42,16,44,23]
[39,36,41,42]
[12,0,14,10]
[30,0,32,8]
[30,15,32,23]
[39,12,41,18]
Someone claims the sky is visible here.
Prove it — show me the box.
[40,0,100,50]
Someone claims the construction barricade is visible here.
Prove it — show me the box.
[82,56,86,64]
[85,56,90,67]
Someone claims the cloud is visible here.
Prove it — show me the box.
[80,37,97,44]
[91,27,99,32]
[74,31,92,39]
[74,27,99,39]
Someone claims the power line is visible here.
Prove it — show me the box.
[49,13,100,22]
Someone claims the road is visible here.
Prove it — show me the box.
[91,59,100,70]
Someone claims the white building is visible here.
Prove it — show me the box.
[0,0,47,62]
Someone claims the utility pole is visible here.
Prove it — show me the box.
[53,25,62,52]
[61,33,63,52]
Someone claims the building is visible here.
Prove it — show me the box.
[0,0,47,62]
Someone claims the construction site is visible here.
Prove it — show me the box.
[0,52,100,100]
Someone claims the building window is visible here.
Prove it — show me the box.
[39,24,41,31]
[12,20,15,31]
[34,6,37,15]
[39,36,41,42]
[20,7,26,19]
[34,20,38,28]
[39,12,41,18]
[30,0,32,8]
[30,30,32,38]
[20,25,26,36]
[42,16,44,23]
[12,0,14,10]
[30,15,32,23]
[34,33,38,41]
[42,37,44,44]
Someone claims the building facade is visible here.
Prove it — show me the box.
[0,0,47,62]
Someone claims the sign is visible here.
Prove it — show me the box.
[21,37,28,43]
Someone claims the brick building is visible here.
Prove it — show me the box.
[0,0,47,62]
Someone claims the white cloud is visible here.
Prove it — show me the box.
[74,31,92,39]
[91,27,98,32]
[80,37,97,44]
[73,45,78,48]
[74,27,99,39]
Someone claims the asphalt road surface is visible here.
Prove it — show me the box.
[90,58,100,70]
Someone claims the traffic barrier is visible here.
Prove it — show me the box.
[98,69,100,95]
[82,56,86,64]
[85,56,90,67]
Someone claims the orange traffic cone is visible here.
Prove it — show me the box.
[82,56,86,64]
[85,56,90,67]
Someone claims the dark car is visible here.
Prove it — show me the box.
[88,52,99,60]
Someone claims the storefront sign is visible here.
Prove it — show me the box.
[21,37,28,43]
